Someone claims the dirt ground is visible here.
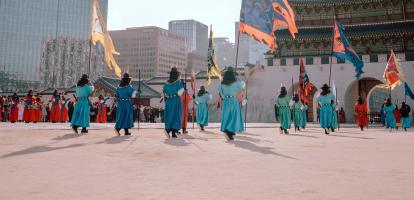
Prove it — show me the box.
[0,123,413,200]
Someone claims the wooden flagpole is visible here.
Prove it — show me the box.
[137,69,141,130]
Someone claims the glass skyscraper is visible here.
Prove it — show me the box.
[0,0,108,91]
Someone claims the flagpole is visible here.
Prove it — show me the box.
[53,0,60,88]
[192,76,196,130]
[329,11,336,87]
[137,69,141,130]
[88,0,94,77]
[336,86,340,130]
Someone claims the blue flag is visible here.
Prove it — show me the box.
[405,82,414,101]
[332,20,364,79]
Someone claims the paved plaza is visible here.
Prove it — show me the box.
[0,123,413,200]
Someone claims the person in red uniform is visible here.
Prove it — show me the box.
[9,93,19,123]
[50,90,61,123]
[60,94,70,123]
[354,97,368,131]
[23,90,35,123]
[35,95,43,122]
[181,88,191,134]
[394,105,402,130]
[96,95,108,123]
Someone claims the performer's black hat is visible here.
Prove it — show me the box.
[122,73,131,81]
[321,84,330,90]
[200,86,206,91]
[81,74,88,80]
[280,86,287,92]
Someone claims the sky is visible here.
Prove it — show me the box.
[107,0,241,42]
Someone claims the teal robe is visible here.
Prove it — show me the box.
[300,105,308,128]
[71,84,94,128]
[163,81,184,131]
[196,93,212,126]
[292,101,303,128]
[219,79,245,133]
[115,85,136,129]
[317,93,335,129]
[275,96,291,130]
[384,104,396,128]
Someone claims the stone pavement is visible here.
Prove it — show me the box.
[0,123,413,200]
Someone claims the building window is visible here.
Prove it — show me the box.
[267,58,273,66]
[306,57,313,65]
[293,57,299,66]
[337,57,345,64]
[321,56,330,64]
[370,54,378,63]
[280,58,286,66]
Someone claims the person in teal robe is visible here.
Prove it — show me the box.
[292,94,303,132]
[115,73,138,136]
[195,86,212,131]
[163,67,184,139]
[317,84,335,134]
[331,100,339,132]
[400,102,411,131]
[300,103,309,129]
[384,98,397,130]
[71,74,94,134]
[218,67,245,141]
[275,86,291,134]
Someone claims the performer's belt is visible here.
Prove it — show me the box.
[224,95,235,99]
[321,103,331,106]
[119,98,131,101]
[279,106,290,108]
[164,94,178,99]
[78,97,88,100]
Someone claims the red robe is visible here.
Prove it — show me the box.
[23,96,36,122]
[181,93,191,129]
[96,100,107,123]
[9,97,19,122]
[354,103,368,127]
[30,98,41,123]
[394,109,401,124]
[50,96,61,122]
[35,100,43,122]
[60,100,68,122]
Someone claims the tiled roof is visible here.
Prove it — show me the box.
[275,20,414,41]
[96,77,161,98]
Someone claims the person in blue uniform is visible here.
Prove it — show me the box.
[163,67,184,139]
[275,86,291,134]
[71,74,94,134]
[300,102,309,129]
[115,73,137,136]
[195,86,212,131]
[317,84,335,135]
[218,67,245,141]
[384,98,397,130]
[400,102,411,132]
[292,94,303,132]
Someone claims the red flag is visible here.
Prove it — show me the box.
[382,50,403,89]
[298,56,313,103]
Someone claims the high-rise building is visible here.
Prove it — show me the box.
[235,22,269,67]
[169,20,208,56]
[110,27,187,80]
[0,0,108,91]
[214,37,236,68]
[169,20,208,71]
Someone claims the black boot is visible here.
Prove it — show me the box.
[200,125,205,131]
[331,127,335,132]
[229,132,235,141]
[81,128,88,133]
[115,128,121,136]
[325,128,330,135]
[284,129,289,134]
[125,129,131,136]
[183,128,188,134]
[171,130,178,138]
[361,126,364,131]
[72,126,78,134]
[404,128,407,132]
[164,129,171,139]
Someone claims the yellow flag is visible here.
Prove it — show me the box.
[91,0,122,77]
[205,26,222,88]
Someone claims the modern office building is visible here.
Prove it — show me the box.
[0,0,108,92]
[214,37,236,68]
[110,27,187,80]
[235,22,270,67]
[169,20,208,71]
[169,20,208,56]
